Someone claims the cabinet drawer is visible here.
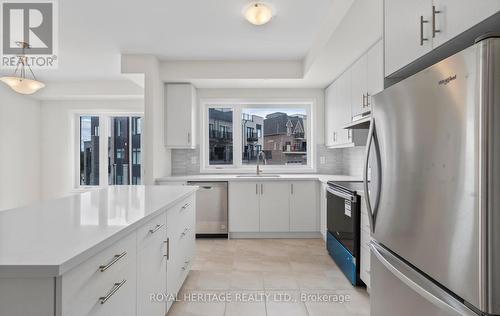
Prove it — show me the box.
[168,195,195,233]
[137,212,167,249]
[60,232,137,316]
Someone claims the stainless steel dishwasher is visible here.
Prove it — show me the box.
[187,181,228,238]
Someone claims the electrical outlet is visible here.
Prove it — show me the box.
[191,156,197,164]
[320,156,326,164]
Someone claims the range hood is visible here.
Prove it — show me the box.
[344,112,371,129]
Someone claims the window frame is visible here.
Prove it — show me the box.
[74,111,144,189]
[200,99,315,173]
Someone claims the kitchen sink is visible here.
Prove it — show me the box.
[236,174,281,178]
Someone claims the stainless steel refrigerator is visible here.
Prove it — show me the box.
[364,34,500,316]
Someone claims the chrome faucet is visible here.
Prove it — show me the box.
[256,151,266,175]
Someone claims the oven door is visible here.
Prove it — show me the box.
[326,186,356,255]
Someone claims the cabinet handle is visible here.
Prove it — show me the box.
[256,183,258,195]
[181,227,190,238]
[261,184,264,195]
[99,279,127,304]
[164,238,170,259]
[432,6,441,38]
[420,15,429,46]
[366,93,370,107]
[181,202,191,211]
[149,223,164,234]
[362,94,366,107]
[187,132,191,144]
[182,260,190,271]
[291,184,294,195]
[99,251,127,272]
[348,129,352,140]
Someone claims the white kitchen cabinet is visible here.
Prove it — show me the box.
[319,183,327,241]
[432,0,500,47]
[60,232,137,316]
[366,40,384,107]
[137,213,167,316]
[165,195,196,313]
[336,70,352,145]
[384,0,433,76]
[385,0,500,76]
[350,54,368,118]
[290,181,318,232]
[260,182,290,232]
[229,180,320,234]
[324,82,336,147]
[165,83,197,148]
[228,182,260,232]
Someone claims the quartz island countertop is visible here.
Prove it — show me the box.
[0,185,197,278]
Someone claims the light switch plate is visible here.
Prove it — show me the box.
[191,156,197,164]
[320,156,326,164]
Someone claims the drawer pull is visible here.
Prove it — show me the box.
[164,238,170,259]
[181,203,191,211]
[99,279,127,304]
[180,228,190,238]
[149,223,165,234]
[99,251,127,272]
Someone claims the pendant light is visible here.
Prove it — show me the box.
[244,2,273,26]
[0,42,45,95]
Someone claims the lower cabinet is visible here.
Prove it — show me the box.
[166,195,196,312]
[137,213,168,316]
[229,180,319,234]
[259,182,290,232]
[290,181,318,232]
[319,183,328,241]
[228,182,260,232]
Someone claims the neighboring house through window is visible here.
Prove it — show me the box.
[201,101,313,172]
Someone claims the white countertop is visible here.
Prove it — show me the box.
[156,174,363,184]
[0,185,197,278]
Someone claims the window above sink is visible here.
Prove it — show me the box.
[200,99,315,174]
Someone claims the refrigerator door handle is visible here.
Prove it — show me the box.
[364,117,380,233]
[370,242,477,316]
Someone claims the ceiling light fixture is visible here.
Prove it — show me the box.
[0,42,45,95]
[244,2,273,26]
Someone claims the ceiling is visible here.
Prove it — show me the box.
[2,0,339,83]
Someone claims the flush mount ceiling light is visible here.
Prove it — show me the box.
[244,2,273,26]
[0,41,45,95]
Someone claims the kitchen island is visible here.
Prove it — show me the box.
[0,185,197,316]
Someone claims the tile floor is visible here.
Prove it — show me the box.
[167,238,370,316]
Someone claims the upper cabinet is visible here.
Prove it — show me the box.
[432,0,500,47]
[324,39,382,149]
[350,54,368,118]
[366,40,384,108]
[165,83,197,149]
[385,0,500,76]
[350,41,384,118]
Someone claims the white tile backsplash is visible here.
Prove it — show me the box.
[170,144,365,176]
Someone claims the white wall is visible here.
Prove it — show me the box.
[122,55,171,184]
[40,100,143,200]
[0,85,41,211]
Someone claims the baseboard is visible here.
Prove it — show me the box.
[229,232,322,239]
